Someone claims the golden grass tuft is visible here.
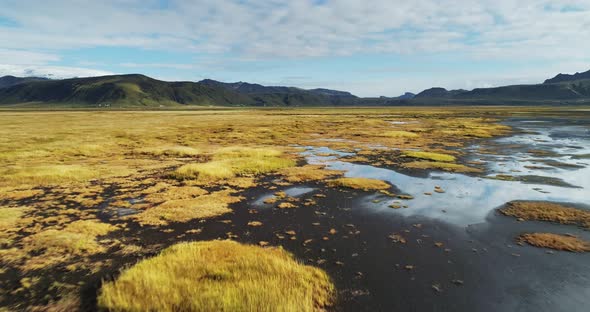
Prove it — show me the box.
[98,240,334,312]
[0,188,43,201]
[518,233,590,252]
[1,165,98,186]
[402,161,482,173]
[0,207,30,230]
[380,131,419,138]
[279,165,343,183]
[402,151,456,162]
[174,162,236,180]
[172,147,295,183]
[500,201,590,228]
[135,190,243,225]
[140,145,200,157]
[328,177,391,191]
[20,219,117,269]
[144,186,208,203]
[25,220,116,255]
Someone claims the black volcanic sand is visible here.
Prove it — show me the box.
[72,181,590,312]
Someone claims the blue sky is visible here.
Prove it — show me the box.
[0,0,589,96]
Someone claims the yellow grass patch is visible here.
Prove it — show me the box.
[21,219,117,269]
[380,131,419,138]
[98,240,334,312]
[1,165,98,186]
[135,190,243,225]
[140,145,201,157]
[0,188,43,201]
[402,161,482,173]
[402,151,456,162]
[328,177,391,191]
[144,186,208,203]
[500,201,590,228]
[518,233,590,252]
[279,165,343,183]
[0,207,31,230]
[172,147,295,183]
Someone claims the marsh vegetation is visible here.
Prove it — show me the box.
[0,107,589,311]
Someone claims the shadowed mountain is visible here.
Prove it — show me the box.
[1,69,590,107]
[0,74,256,107]
[397,92,415,100]
[544,69,590,84]
[0,75,49,89]
[0,75,360,107]
[414,88,467,98]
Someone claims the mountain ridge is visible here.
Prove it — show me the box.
[1,69,589,107]
[544,69,590,84]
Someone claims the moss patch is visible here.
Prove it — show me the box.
[98,240,334,312]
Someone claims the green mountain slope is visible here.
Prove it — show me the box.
[0,75,49,89]
[1,70,590,107]
[0,74,357,107]
[0,74,256,107]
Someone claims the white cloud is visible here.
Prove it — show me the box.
[0,64,114,79]
[0,0,589,95]
[1,0,589,59]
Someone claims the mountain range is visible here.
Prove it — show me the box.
[0,69,589,107]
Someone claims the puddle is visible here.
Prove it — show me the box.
[301,118,590,228]
[253,186,316,206]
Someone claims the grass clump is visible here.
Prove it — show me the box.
[135,190,243,225]
[518,233,590,252]
[172,147,295,183]
[403,161,482,173]
[98,240,334,312]
[2,165,97,186]
[26,220,116,255]
[0,207,30,231]
[402,151,456,162]
[0,206,32,245]
[500,201,590,228]
[141,145,200,157]
[21,219,117,269]
[380,131,419,138]
[279,165,343,183]
[328,177,391,191]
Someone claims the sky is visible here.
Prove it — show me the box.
[0,0,589,97]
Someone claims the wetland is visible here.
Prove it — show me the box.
[0,107,589,311]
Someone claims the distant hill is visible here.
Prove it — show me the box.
[456,79,590,100]
[1,69,590,107]
[0,75,49,89]
[0,74,256,107]
[397,92,415,100]
[414,88,467,98]
[544,69,590,84]
[0,75,359,107]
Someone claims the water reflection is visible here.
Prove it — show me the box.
[303,118,590,227]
